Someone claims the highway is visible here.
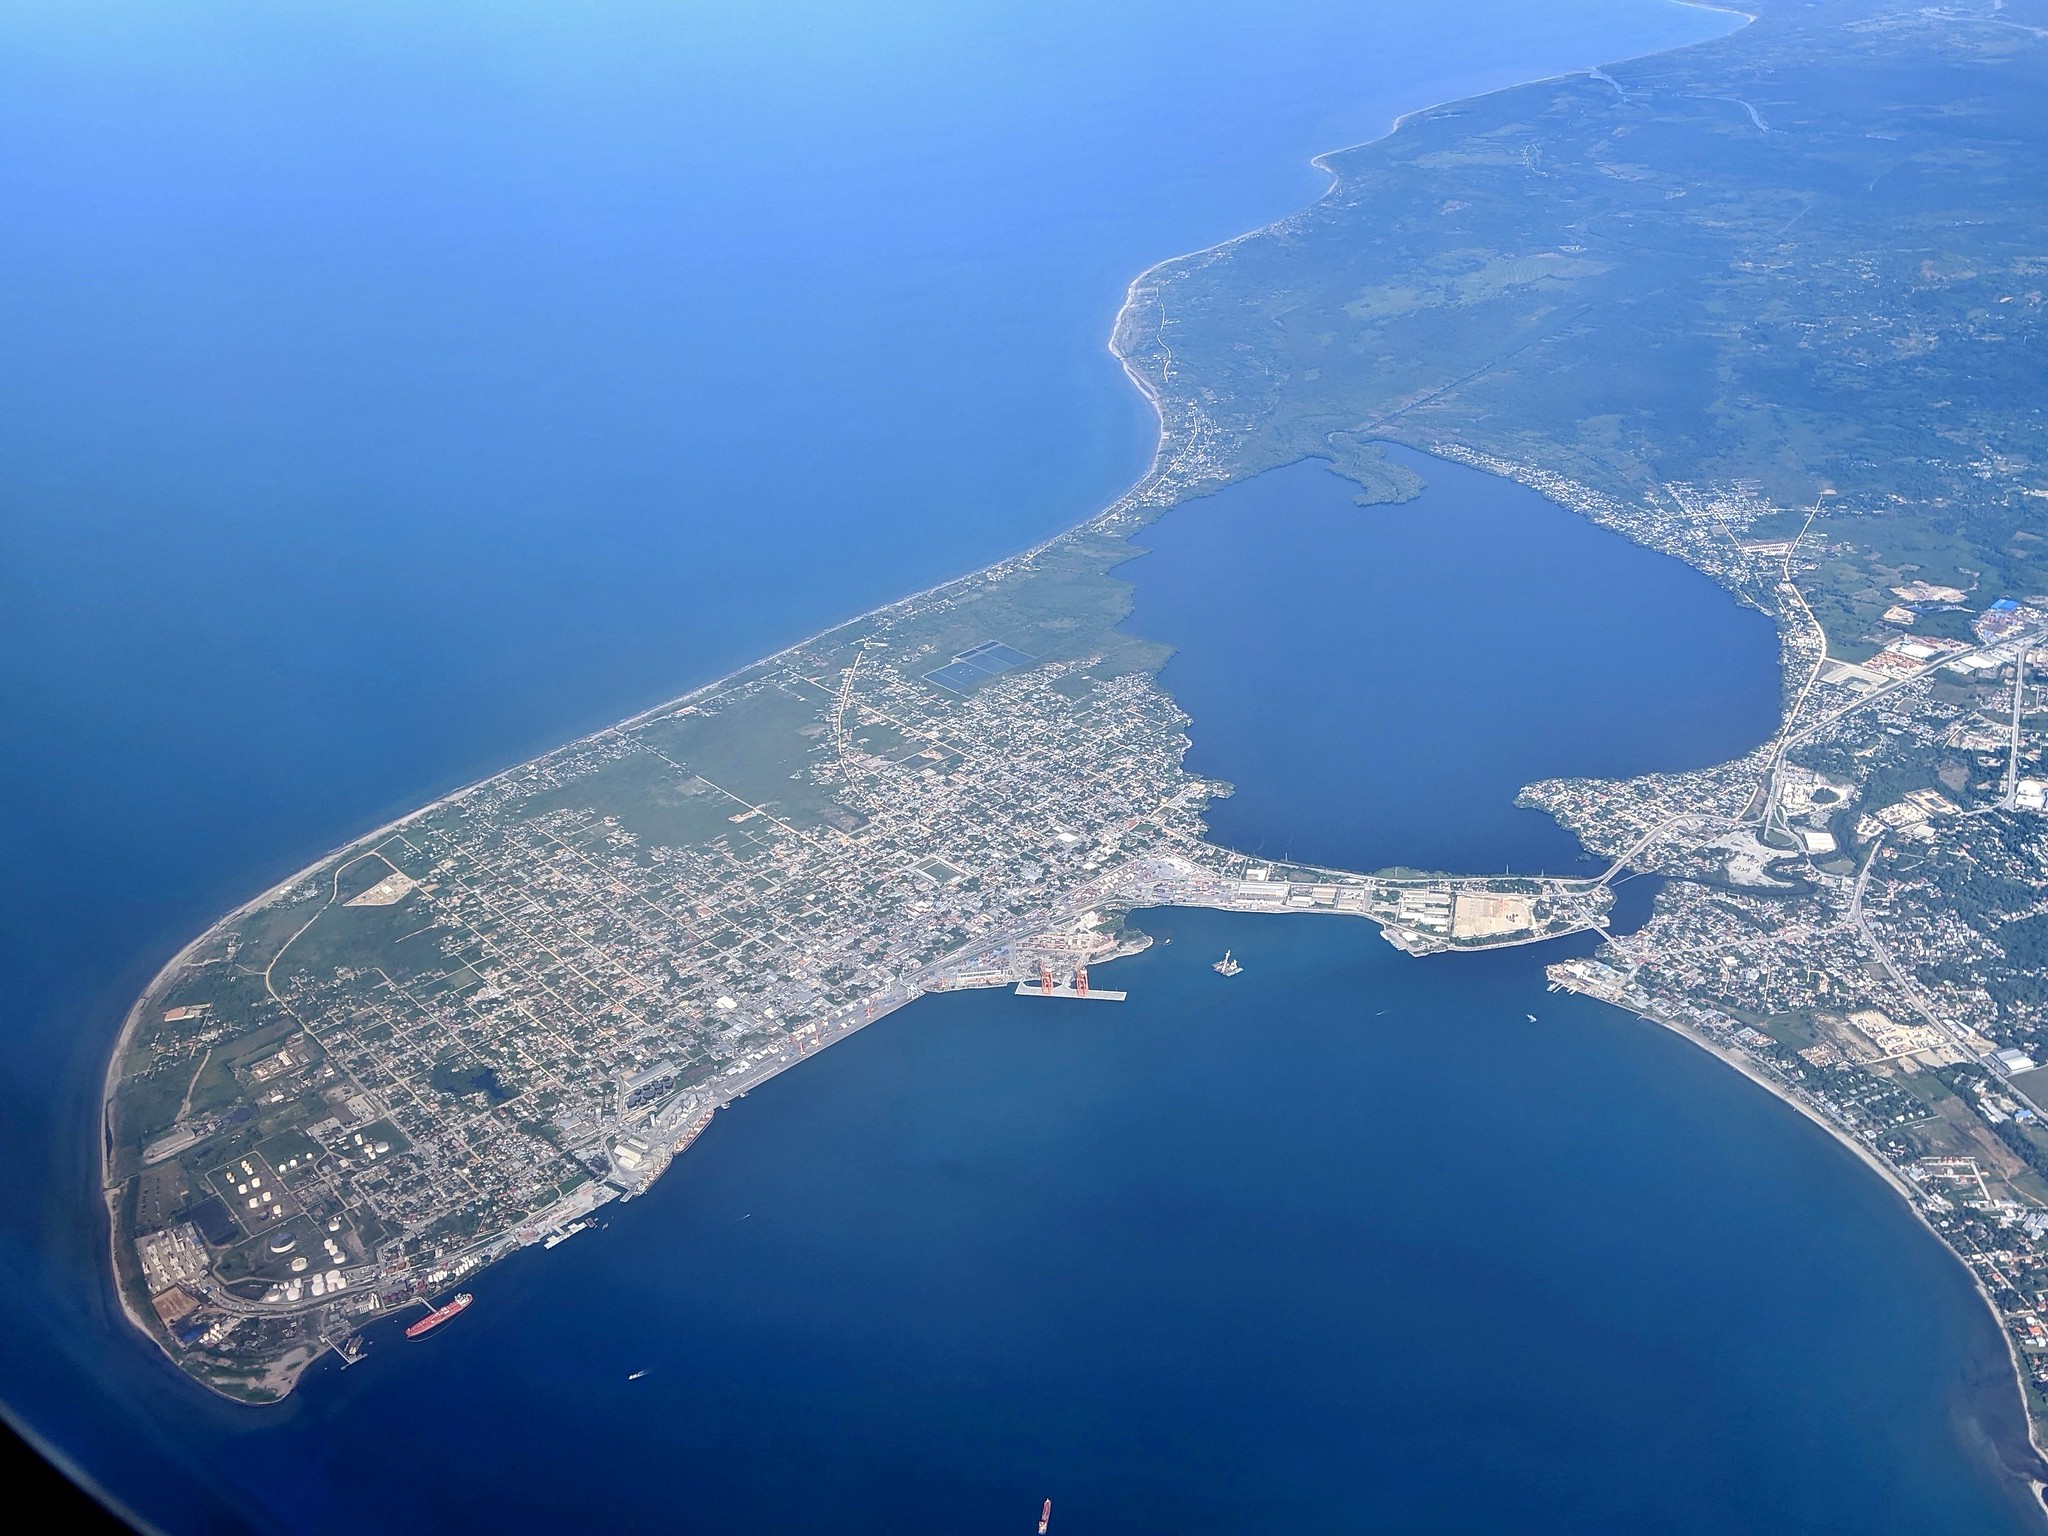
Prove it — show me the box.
[2005,649,2029,810]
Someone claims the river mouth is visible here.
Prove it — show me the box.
[1119,447,1784,875]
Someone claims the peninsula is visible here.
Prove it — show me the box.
[101,455,1607,1401]
[105,0,2048,1487]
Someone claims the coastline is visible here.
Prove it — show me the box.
[99,6,1712,1327]
[98,0,1764,1211]
[1108,0,1755,382]
[97,4,2048,1507]
[1615,996,2048,1493]
[88,0,1772,1390]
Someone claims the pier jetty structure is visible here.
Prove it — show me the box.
[1013,960,1126,1002]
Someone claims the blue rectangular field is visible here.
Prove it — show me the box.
[960,642,1035,670]
[923,661,992,692]
[925,641,1037,691]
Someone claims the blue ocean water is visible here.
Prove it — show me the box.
[140,915,2042,1536]
[3,0,2038,1531]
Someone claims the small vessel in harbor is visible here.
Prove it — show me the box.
[1038,1498,1052,1533]
[1212,949,1242,977]
[404,1292,473,1339]
[627,1369,647,1381]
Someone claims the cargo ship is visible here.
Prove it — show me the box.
[405,1292,473,1339]
[1038,1498,1052,1533]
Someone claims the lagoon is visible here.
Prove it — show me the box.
[1122,450,1785,876]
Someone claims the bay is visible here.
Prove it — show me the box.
[185,915,2042,1534]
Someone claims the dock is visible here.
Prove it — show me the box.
[1014,982,1127,1002]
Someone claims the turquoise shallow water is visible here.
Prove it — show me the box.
[6,1,2039,1530]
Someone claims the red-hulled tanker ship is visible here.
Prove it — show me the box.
[405,1292,473,1339]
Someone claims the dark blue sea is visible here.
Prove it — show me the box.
[3,2,2041,1532]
